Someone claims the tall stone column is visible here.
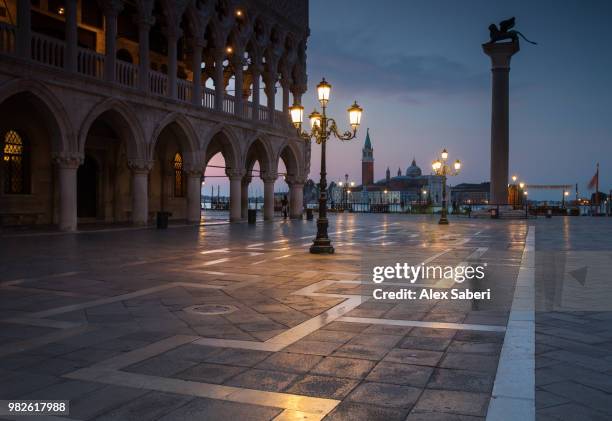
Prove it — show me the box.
[227,169,244,222]
[64,0,78,72]
[103,1,122,83]
[241,176,251,219]
[262,174,277,221]
[251,65,261,121]
[232,52,245,117]
[288,179,304,219]
[54,153,83,232]
[137,15,154,92]
[191,39,204,106]
[214,50,225,112]
[263,72,276,125]
[16,0,31,59]
[166,28,181,99]
[186,170,202,223]
[129,160,153,225]
[483,41,519,205]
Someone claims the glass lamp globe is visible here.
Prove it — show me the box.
[317,78,331,106]
[289,104,304,128]
[347,101,363,129]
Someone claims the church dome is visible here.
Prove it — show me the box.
[406,158,421,177]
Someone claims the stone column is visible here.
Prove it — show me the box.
[186,170,202,223]
[227,169,244,222]
[288,178,304,219]
[232,54,245,118]
[137,15,154,92]
[64,0,78,72]
[281,77,291,116]
[483,41,520,205]
[251,65,261,121]
[191,39,204,106]
[129,160,152,225]
[166,27,181,99]
[54,153,83,232]
[16,0,31,58]
[214,50,225,112]
[103,1,122,83]
[263,73,276,125]
[241,176,251,219]
[262,174,277,221]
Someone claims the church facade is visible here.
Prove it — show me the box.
[341,130,446,207]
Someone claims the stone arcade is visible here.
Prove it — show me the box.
[0,0,310,231]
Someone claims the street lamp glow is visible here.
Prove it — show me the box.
[432,148,461,225]
[432,160,442,171]
[564,191,569,196]
[347,101,363,129]
[289,104,304,128]
[309,110,322,129]
[524,191,528,196]
[384,190,388,194]
[350,181,355,187]
[441,149,448,160]
[338,181,343,187]
[454,160,461,171]
[512,175,517,182]
[317,78,331,106]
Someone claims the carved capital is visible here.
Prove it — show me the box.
[285,175,306,186]
[128,159,154,174]
[226,168,246,180]
[262,172,278,184]
[53,152,84,169]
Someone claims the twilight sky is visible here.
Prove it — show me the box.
[207,0,612,200]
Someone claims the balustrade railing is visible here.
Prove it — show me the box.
[77,47,104,78]
[2,29,290,130]
[223,94,235,114]
[116,60,138,88]
[0,22,16,54]
[259,107,269,122]
[202,88,215,109]
[149,70,167,96]
[177,79,192,102]
[31,33,64,68]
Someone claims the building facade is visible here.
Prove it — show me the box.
[0,0,310,231]
[450,182,490,205]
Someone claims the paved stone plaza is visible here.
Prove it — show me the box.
[0,214,611,420]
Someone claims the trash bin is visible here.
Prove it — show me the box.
[156,211,170,229]
[248,209,257,224]
[491,208,499,219]
[546,209,552,218]
[306,208,313,220]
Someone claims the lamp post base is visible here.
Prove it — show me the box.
[310,239,335,254]
[438,210,449,225]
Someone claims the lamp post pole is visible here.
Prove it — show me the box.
[432,149,461,225]
[289,78,363,254]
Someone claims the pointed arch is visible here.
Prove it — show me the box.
[244,133,274,177]
[78,98,146,159]
[276,139,303,178]
[149,113,199,162]
[201,123,241,170]
[0,78,74,152]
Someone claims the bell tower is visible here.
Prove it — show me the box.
[362,128,374,186]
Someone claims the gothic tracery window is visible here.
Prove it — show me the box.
[173,152,184,197]
[3,130,28,194]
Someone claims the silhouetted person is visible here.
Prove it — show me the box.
[281,195,288,219]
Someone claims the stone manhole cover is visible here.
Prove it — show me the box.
[184,304,238,315]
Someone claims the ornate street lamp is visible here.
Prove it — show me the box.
[289,78,363,254]
[431,148,461,225]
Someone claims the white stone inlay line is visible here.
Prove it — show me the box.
[64,334,339,417]
[486,225,535,421]
[338,316,506,332]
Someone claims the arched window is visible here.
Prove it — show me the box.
[3,130,28,194]
[173,152,184,197]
